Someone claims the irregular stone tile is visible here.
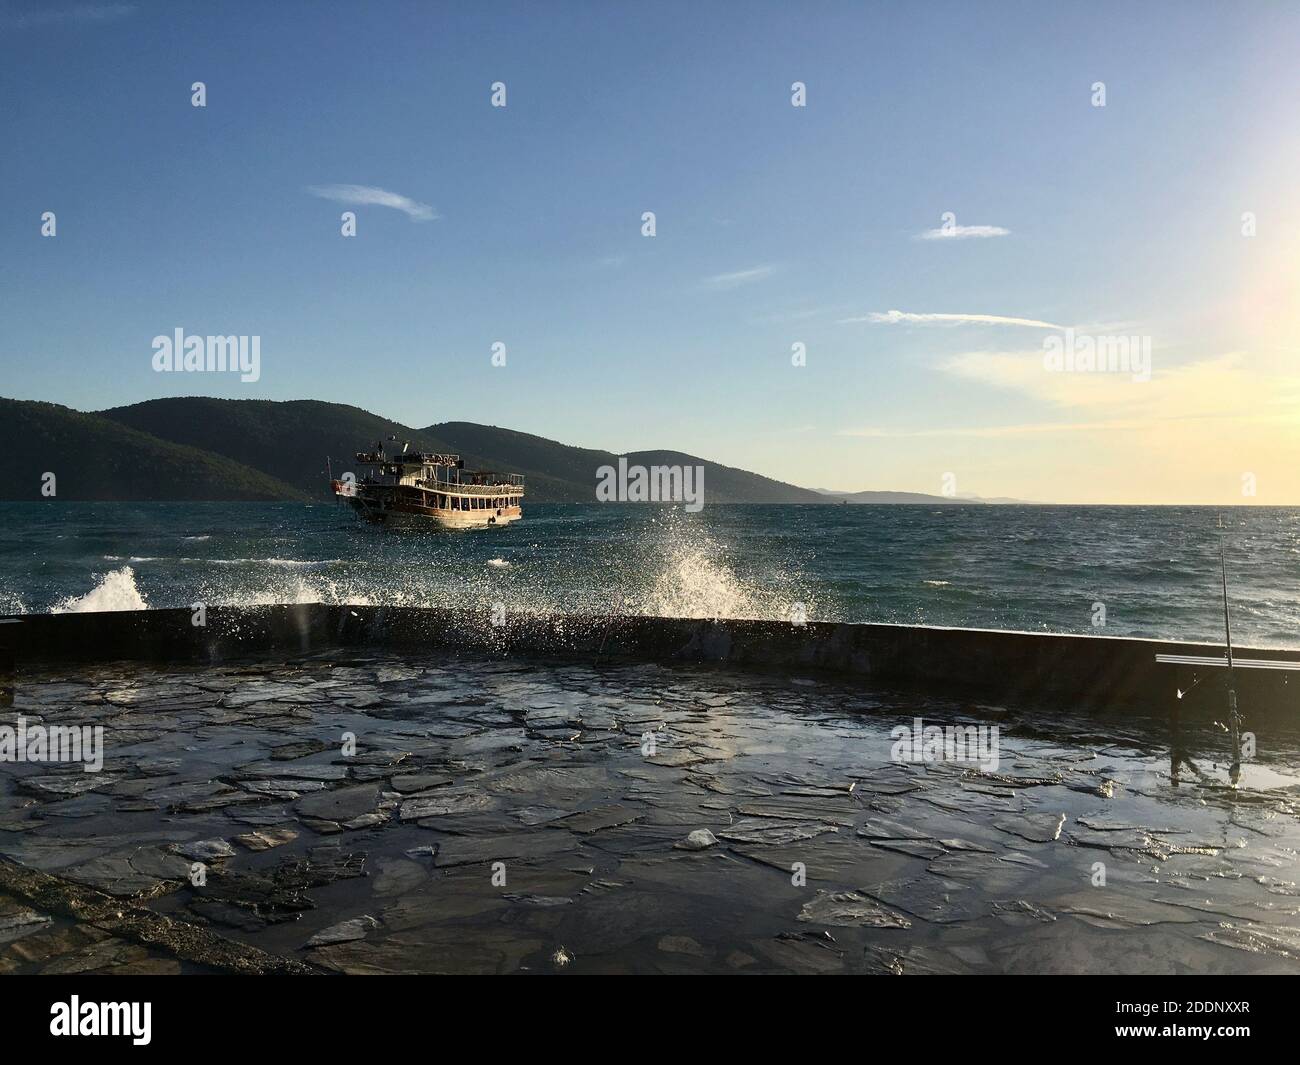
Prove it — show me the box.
[234,762,348,781]
[309,928,543,975]
[797,890,911,928]
[391,773,453,793]
[270,740,331,761]
[752,932,846,974]
[557,805,641,835]
[1199,923,1300,961]
[718,819,840,846]
[857,817,936,842]
[0,906,53,945]
[738,798,855,824]
[992,812,1066,843]
[994,899,1058,924]
[646,749,707,768]
[42,938,149,974]
[401,790,496,821]
[235,827,299,852]
[296,784,380,824]
[511,805,571,826]
[658,934,709,957]
[306,915,381,947]
[4,922,111,965]
[433,832,580,868]
[373,859,428,898]
[1047,891,1202,929]
[171,839,236,862]
[863,944,970,975]
[18,775,116,798]
[227,805,298,826]
[865,876,995,924]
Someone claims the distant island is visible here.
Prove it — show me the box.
[0,396,1023,504]
[809,488,1031,505]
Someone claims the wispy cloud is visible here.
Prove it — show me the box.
[306,184,438,222]
[839,309,1065,329]
[703,265,776,289]
[917,224,1009,240]
[0,3,136,27]
[754,305,838,325]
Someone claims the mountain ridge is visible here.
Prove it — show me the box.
[0,395,1004,504]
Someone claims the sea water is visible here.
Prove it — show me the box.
[1,502,1297,647]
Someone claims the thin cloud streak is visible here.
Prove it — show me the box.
[918,224,1009,240]
[306,184,438,221]
[839,310,1065,329]
[703,265,776,288]
[0,3,136,27]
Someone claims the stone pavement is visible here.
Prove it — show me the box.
[2,651,1299,974]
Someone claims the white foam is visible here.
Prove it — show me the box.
[0,591,27,616]
[50,566,149,613]
[207,558,342,568]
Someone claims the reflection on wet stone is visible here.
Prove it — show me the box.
[2,649,1299,973]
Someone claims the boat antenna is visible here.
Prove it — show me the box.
[1218,513,1242,783]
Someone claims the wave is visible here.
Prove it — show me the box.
[0,591,28,616]
[22,511,818,625]
[104,555,342,568]
[207,558,344,568]
[50,566,149,613]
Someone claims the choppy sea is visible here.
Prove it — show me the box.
[1,502,1297,647]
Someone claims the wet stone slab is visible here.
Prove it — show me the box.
[2,650,1300,974]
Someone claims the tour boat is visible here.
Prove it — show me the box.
[330,442,524,529]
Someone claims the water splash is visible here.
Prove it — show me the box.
[13,506,818,624]
[0,590,27,616]
[50,566,149,613]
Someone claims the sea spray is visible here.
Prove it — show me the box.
[23,508,817,625]
[50,566,148,613]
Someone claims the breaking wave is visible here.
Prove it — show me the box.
[50,566,149,613]
[13,506,818,624]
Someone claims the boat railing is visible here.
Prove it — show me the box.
[416,478,525,496]
[353,451,461,466]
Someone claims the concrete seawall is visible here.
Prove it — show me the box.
[2,606,1297,723]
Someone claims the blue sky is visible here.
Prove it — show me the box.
[2,1,1298,502]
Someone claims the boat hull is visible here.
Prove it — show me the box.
[340,494,522,530]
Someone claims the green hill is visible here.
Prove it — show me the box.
[100,398,449,494]
[0,395,832,503]
[0,398,303,501]
[424,423,826,504]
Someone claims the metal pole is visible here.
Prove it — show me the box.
[1218,514,1241,782]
